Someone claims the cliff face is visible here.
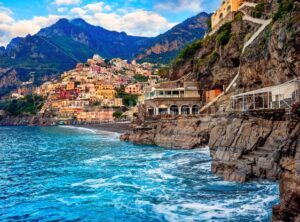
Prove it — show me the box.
[169,1,300,92]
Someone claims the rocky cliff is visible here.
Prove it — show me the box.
[121,112,300,220]
[168,0,299,94]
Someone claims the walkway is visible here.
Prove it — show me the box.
[200,2,272,113]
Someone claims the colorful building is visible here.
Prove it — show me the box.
[125,83,143,95]
[144,81,202,116]
[211,0,244,31]
[205,88,223,102]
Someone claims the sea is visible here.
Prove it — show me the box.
[0,126,279,222]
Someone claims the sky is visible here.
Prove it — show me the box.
[0,0,221,47]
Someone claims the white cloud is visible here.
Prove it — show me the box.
[54,0,81,6]
[0,11,14,24]
[84,2,106,12]
[0,15,63,47]
[0,2,178,46]
[83,10,176,37]
[57,7,68,13]
[155,0,203,12]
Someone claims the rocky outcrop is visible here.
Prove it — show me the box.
[0,115,57,126]
[121,113,300,220]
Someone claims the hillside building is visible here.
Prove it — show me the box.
[211,0,244,31]
[144,81,202,116]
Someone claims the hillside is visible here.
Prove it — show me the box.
[168,1,299,96]
[136,12,210,64]
[0,14,209,97]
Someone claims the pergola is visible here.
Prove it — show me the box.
[231,78,300,111]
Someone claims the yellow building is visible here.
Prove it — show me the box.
[96,84,116,99]
[211,0,244,31]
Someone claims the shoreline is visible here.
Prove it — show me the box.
[64,122,131,134]
[0,121,131,134]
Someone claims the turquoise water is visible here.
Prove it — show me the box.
[0,126,278,222]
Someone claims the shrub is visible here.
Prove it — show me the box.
[116,88,138,107]
[0,94,44,116]
[273,0,294,21]
[157,66,170,79]
[252,3,265,18]
[113,111,123,119]
[198,50,219,67]
[216,22,232,46]
[172,39,203,68]
[134,74,148,82]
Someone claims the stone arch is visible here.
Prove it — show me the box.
[159,104,168,115]
[181,105,190,115]
[227,5,231,12]
[192,105,200,115]
[219,13,223,19]
[170,105,179,115]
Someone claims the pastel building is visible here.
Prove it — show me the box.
[125,84,143,95]
[211,0,244,31]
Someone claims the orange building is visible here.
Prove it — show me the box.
[205,88,223,102]
[66,81,75,90]
[211,0,244,31]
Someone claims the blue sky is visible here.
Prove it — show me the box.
[0,0,220,46]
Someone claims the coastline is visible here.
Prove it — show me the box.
[66,122,131,134]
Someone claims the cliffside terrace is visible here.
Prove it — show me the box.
[231,77,300,112]
[144,81,202,116]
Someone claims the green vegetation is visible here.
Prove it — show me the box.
[216,22,232,46]
[172,39,203,69]
[198,50,219,67]
[117,87,138,107]
[157,66,170,79]
[251,3,265,18]
[0,94,44,116]
[206,17,212,31]
[273,0,294,22]
[234,13,243,21]
[113,111,124,119]
[134,74,148,82]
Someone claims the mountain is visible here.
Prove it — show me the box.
[0,14,209,97]
[136,12,210,64]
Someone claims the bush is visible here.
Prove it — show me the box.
[252,3,265,18]
[273,0,294,21]
[134,74,148,82]
[116,87,138,107]
[0,94,44,116]
[171,39,203,68]
[113,111,123,119]
[157,66,170,79]
[198,50,219,67]
[216,22,232,46]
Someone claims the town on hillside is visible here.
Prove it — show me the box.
[1,55,161,124]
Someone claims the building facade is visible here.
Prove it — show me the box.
[211,0,244,31]
[144,81,202,116]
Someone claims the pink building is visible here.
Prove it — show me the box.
[125,83,143,95]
